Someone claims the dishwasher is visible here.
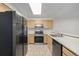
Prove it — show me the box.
[52,40,62,56]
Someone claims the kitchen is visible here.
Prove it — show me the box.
[0,3,79,56]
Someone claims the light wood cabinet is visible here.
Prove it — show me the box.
[28,34,50,44]
[0,4,12,12]
[62,47,75,56]
[47,36,76,56]
[47,35,52,53]
[28,34,34,44]
[28,34,49,44]
[44,34,49,44]
[27,20,35,28]
[62,53,67,56]
[43,20,53,28]
[27,19,53,29]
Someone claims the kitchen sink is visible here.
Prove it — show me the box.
[50,33,63,37]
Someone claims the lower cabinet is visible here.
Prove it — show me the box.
[49,37,77,56]
[28,34,49,44]
[44,34,49,44]
[28,34,34,44]
[52,40,76,56]
[47,35,52,53]
[62,47,76,56]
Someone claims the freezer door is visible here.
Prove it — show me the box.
[0,11,13,56]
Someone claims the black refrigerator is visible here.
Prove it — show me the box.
[0,11,27,56]
[15,15,28,56]
[0,11,14,56]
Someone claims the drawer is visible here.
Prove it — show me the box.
[62,47,75,56]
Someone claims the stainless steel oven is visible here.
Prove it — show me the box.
[35,36,43,43]
[34,25,44,43]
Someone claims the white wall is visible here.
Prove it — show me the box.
[53,18,79,36]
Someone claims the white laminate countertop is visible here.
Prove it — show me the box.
[48,34,79,56]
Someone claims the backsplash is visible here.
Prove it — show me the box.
[28,28,53,34]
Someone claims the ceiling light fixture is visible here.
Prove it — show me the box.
[29,3,42,15]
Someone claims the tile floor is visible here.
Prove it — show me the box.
[16,44,27,56]
[26,44,52,56]
[16,44,52,56]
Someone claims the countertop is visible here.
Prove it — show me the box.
[48,34,79,56]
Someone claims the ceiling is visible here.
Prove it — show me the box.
[5,3,79,19]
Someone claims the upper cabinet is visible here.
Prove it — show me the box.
[0,4,12,12]
[27,20,35,28]
[27,18,53,29]
[43,20,53,29]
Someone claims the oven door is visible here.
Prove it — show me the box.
[34,36,43,43]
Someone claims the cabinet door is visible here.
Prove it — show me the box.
[62,47,75,56]
[28,34,34,44]
[0,4,11,12]
[44,34,48,44]
[27,20,35,28]
[43,20,53,28]
[62,53,67,56]
[47,35,52,53]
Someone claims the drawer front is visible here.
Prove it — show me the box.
[62,47,75,56]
